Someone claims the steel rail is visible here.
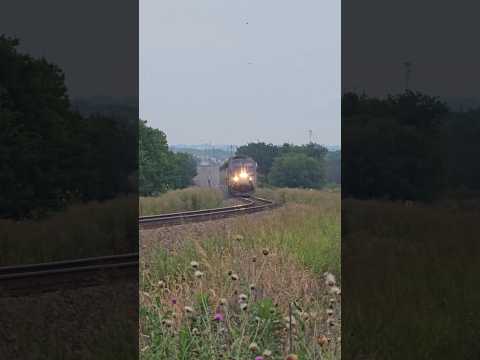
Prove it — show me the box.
[0,253,138,281]
[0,196,276,296]
[0,253,138,297]
[139,196,276,228]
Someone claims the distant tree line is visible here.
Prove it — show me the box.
[236,142,339,189]
[0,35,137,219]
[139,120,197,196]
[343,90,480,201]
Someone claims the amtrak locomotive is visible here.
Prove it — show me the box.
[219,156,257,196]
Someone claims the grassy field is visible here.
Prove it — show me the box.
[140,188,341,360]
[343,199,480,359]
[140,187,224,216]
[0,196,137,266]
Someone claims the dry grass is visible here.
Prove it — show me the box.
[343,199,480,359]
[140,188,341,359]
[140,187,224,216]
[0,196,137,266]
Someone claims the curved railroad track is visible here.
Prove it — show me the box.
[1,196,277,296]
[0,253,138,297]
[139,196,277,229]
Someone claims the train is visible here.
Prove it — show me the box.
[219,155,257,196]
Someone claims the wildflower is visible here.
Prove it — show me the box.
[240,303,248,311]
[171,298,177,305]
[184,306,194,314]
[249,283,256,290]
[158,280,165,288]
[219,298,227,306]
[263,349,272,357]
[286,355,298,360]
[194,270,204,278]
[249,342,259,352]
[213,313,224,322]
[162,319,173,327]
[255,357,264,360]
[329,286,341,295]
[323,272,336,287]
[238,293,248,302]
[317,335,328,347]
[190,261,199,269]
[326,308,334,316]
[230,273,239,281]
[234,234,244,241]
[262,249,269,256]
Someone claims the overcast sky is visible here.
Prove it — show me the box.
[140,0,340,146]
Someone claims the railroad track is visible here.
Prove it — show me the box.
[0,253,138,297]
[1,196,276,296]
[139,196,277,228]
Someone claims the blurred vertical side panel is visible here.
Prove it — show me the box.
[342,0,480,359]
[0,1,139,359]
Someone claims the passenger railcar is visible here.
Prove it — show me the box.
[219,156,257,196]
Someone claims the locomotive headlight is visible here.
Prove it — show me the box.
[233,175,239,182]
[239,171,248,179]
[249,176,253,181]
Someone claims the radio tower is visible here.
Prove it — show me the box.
[308,129,313,144]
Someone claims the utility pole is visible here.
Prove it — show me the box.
[403,61,412,90]
[308,129,313,144]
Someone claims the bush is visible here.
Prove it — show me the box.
[268,153,325,189]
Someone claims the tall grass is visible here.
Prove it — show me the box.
[140,188,341,359]
[140,187,224,216]
[343,199,480,359]
[0,196,137,266]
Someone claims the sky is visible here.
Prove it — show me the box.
[342,1,480,101]
[140,0,341,146]
[1,1,137,99]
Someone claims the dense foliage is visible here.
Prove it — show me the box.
[139,120,197,196]
[343,90,480,201]
[325,150,341,185]
[236,142,331,188]
[268,153,324,188]
[0,35,137,219]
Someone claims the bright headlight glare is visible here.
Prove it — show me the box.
[233,176,239,182]
[239,171,248,179]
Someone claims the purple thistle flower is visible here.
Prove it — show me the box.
[171,298,177,305]
[255,357,264,360]
[213,312,224,321]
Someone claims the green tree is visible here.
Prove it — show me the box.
[0,35,137,218]
[325,150,341,185]
[139,120,171,195]
[268,153,325,188]
[342,91,447,201]
[168,152,197,189]
[138,120,197,195]
[236,142,279,175]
